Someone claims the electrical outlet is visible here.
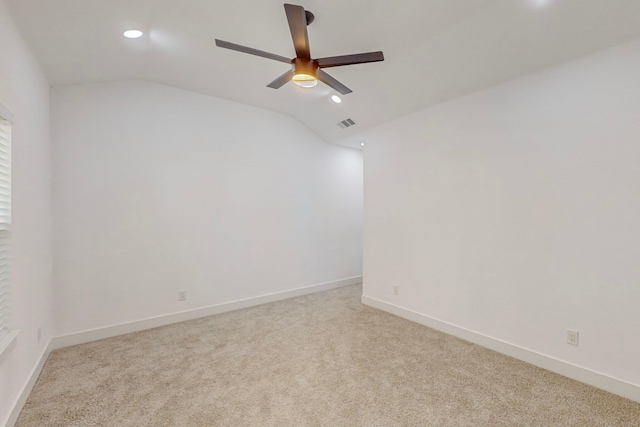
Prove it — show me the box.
[393,285,399,296]
[567,330,579,346]
[37,327,42,342]
[178,290,187,301]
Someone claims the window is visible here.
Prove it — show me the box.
[0,113,11,345]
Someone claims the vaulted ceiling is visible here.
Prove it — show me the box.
[8,0,640,148]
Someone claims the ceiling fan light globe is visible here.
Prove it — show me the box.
[292,73,318,88]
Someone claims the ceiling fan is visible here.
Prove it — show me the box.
[215,3,384,95]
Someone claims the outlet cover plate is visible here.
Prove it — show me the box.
[567,330,579,346]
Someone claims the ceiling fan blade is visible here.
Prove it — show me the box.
[316,69,352,95]
[316,51,385,68]
[267,70,295,89]
[284,3,311,60]
[215,39,292,64]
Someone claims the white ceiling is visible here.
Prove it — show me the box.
[8,0,640,148]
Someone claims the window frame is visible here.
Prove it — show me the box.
[0,100,16,364]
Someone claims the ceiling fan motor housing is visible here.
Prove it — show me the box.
[292,58,319,77]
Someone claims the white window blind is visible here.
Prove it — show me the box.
[0,117,11,342]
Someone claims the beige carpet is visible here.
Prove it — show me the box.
[16,284,640,426]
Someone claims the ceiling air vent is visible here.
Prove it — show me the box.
[337,118,356,129]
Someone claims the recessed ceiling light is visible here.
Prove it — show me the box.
[331,95,342,104]
[530,0,552,6]
[360,142,365,147]
[123,30,144,39]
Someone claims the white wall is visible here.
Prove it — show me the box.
[51,80,363,336]
[0,1,53,425]
[360,39,640,396]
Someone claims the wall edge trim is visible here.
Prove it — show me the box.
[361,294,640,403]
[4,340,52,427]
[51,276,363,350]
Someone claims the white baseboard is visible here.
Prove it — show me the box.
[52,276,362,350]
[361,294,640,403]
[4,340,52,427]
